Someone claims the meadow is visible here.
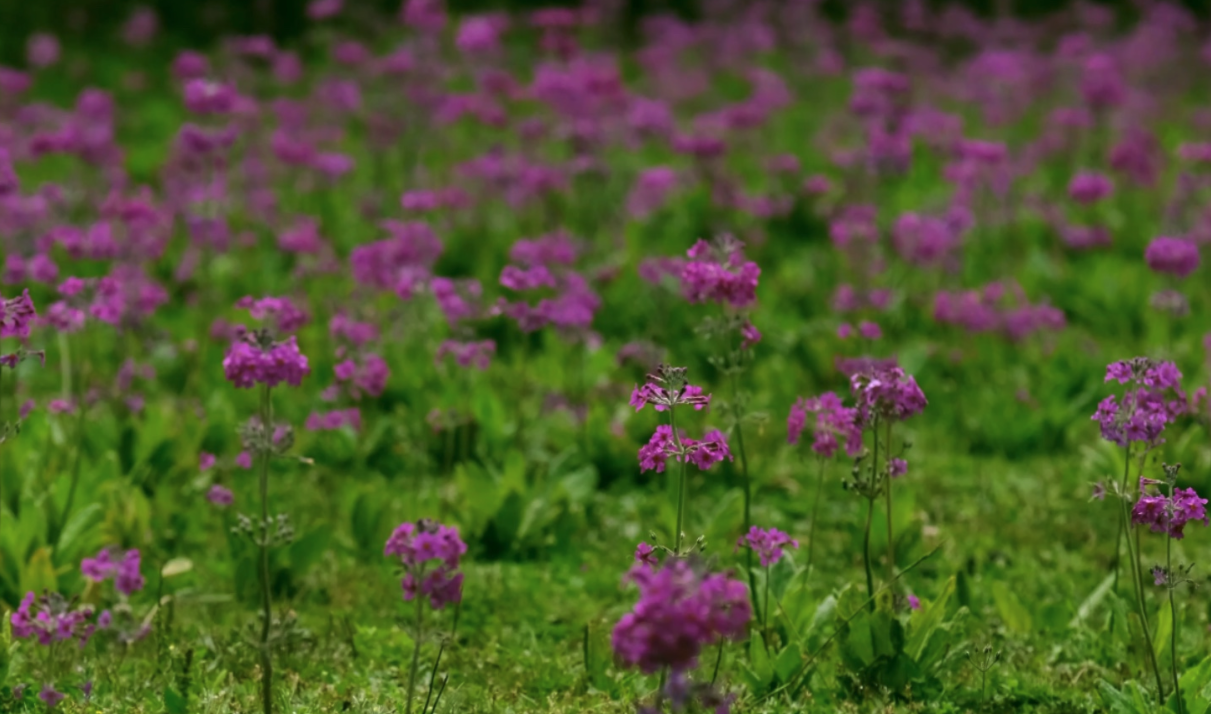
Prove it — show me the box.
[2,0,1211,712]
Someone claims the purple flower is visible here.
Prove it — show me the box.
[1093,359,1185,447]
[207,485,234,507]
[851,366,928,427]
[1152,566,1168,586]
[236,451,253,469]
[385,520,467,609]
[222,336,310,389]
[1092,482,1106,501]
[858,321,882,340]
[611,559,751,674]
[1132,482,1209,540]
[737,526,799,567]
[199,453,216,471]
[11,591,95,646]
[1145,237,1200,278]
[1,289,37,339]
[635,542,659,568]
[38,684,66,710]
[907,594,921,610]
[1068,171,1113,205]
[81,548,145,595]
[889,458,908,478]
[679,238,760,309]
[787,392,863,458]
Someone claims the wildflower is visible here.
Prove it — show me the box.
[679,237,761,309]
[207,485,234,507]
[223,336,310,389]
[635,542,659,568]
[1132,482,1209,540]
[199,453,216,471]
[81,548,145,595]
[1068,171,1113,205]
[236,451,253,469]
[737,526,799,567]
[787,392,863,458]
[11,591,95,646]
[1091,482,1106,501]
[384,520,467,609]
[1093,358,1185,447]
[611,558,751,674]
[1152,566,1168,586]
[631,366,711,412]
[1,289,37,339]
[907,594,921,610]
[889,458,908,478]
[1145,237,1200,278]
[858,321,882,340]
[851,366,928,427]
[39,684,66,710]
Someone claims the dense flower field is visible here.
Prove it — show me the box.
[2,0,1211,711]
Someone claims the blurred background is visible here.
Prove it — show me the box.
[3,0,1211,63]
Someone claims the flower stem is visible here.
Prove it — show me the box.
[668,405,687,555]
[884,421,894,584]
[862,497,875,611]
[806,456,824,572]
[405,588,424,714]
[730,372,759,624]
[1166,490,1183,714]
[1112,446,1131,594]
[1119,495,1165,702]
[258,384,275,714]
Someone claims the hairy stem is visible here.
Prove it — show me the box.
[806,457,824,572]
[405,584,425,714]
[731,372,759,625]
[1167,494,1183,714]
[1119,496,1164,702]
[668,405,687,555]
[862,497,875,611]
[884,421,894,584]
[1112,446,1131,594]
[258,384,275,714]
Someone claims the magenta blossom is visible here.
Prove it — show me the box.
[1145,237,1199,278]
[737,526,799,567]
[611,559,751,675]
[1131,481,1209,540]
[787,392,863,458]
[207,484,234,507]
[851,366,927,427]
[81,548,145,596]
[384,520,467,609]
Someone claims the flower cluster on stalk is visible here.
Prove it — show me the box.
[384,519,467,609]
[1092,358,1185,448]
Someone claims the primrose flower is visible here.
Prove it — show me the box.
[737,526,799,567]
[611,558,751,675]
[384,519,467,609]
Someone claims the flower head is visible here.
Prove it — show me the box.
[737,526,799,567]
[1145,237,1199,279]
[850,366,927,427]
[384,519,467,609]
[787,392,863,457]
[611,558,751,674]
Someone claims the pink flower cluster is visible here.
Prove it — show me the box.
[638,425,732,473]
[611,559,751,674]
[787,392,862,458]
[235,295,310,333]
[1131,481,1209,540]
[333,353,389,398]
[436,339,496,370]
[1144,236,1200,278]
[222,336,311,389]
[630,382,710,412]
[81,547,146,596]
[679,238,760,308]
[850,366,928,427]
[305,408,362,431]
[1093,359,1185,447]
[11,592,96,646]
[1,289,37,339]
[384,520,467,609]
[737,526,799,567]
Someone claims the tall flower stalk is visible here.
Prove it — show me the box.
[384,519,466,714]
[222,297,311,714]
[632,365,729,557]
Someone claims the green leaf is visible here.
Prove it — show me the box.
[163,687,188,714]
[289,527,332,575]
[1070,573,1116,628]
[1173,653,1211,714]
[1097,679,1154,714]
[906,576,955,660]
[55,502,102,564]
[1153,598,1173,670]
[992,582,1033,634]
[774,643,802,683]
[841,613,875,668]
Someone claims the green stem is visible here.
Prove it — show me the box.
[1112,446,1131,595]
[1119,496,1165,702]
[862,497,875,611]
[668,406,687,555]
[56,401,87,546]
[806,457,824,572]
[258,384,275,714]
[405,581,425,714]
[731,373,759,624]
[1167,493,1183,714]
[884,421,894,584]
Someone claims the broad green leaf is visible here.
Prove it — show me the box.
[1153,597,1173,670]
[163,687,188,714]
[774,643,802,683]
[1070,572,1116,628]
[992,582,1033,634]
[907,575,955,660]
